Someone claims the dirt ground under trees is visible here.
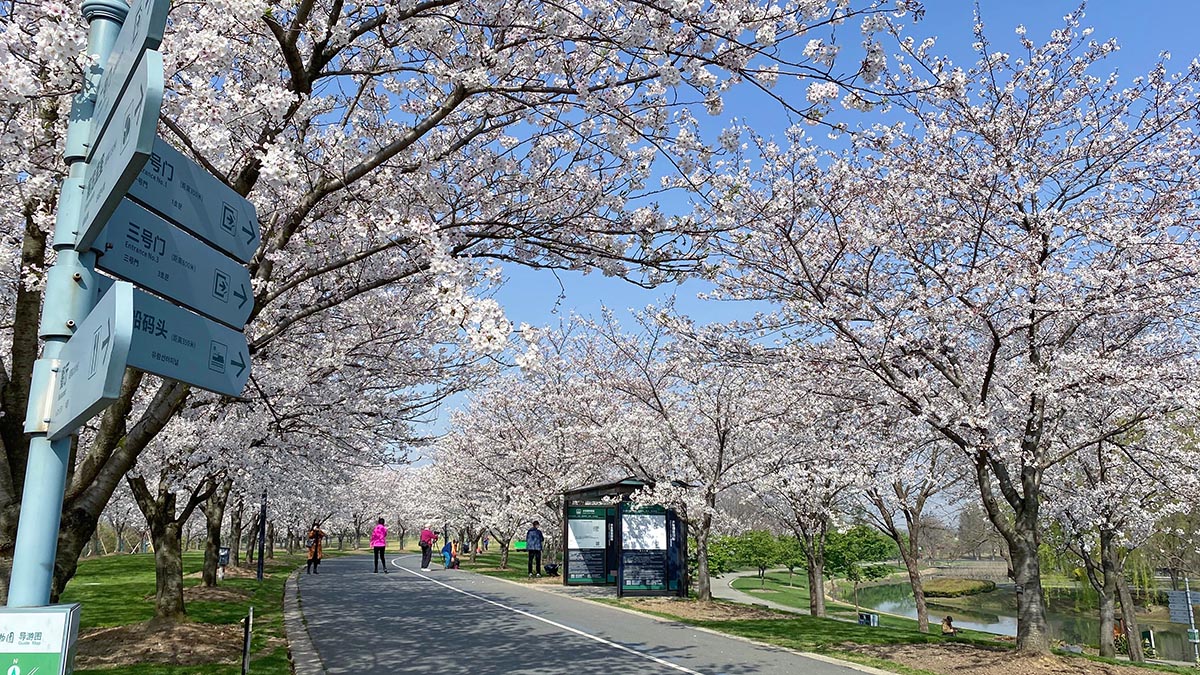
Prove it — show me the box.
[76,622,244,669]
[845,643,1179,675]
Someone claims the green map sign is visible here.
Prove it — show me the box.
[0,604,81,675]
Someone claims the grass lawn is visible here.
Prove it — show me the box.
[59,549,336,674]
[731,572,999,642]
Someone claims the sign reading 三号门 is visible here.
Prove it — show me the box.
[77,50,164,252]
[125,287,250,396]
[87,0,171,161]
[94,199,253,328]
[0,603,82,675]
[127,137,260,263]
[46,283,134,441]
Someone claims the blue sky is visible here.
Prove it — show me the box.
[492,0,1200,335]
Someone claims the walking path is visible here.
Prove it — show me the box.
[710,573,812,616]
[289,553,883,674]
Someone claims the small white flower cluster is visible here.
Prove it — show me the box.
[806,81,840,105]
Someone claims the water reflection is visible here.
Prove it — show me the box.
[849,583,1195,663]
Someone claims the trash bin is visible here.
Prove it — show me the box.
[858,612,879,627]
[218,546,231,567]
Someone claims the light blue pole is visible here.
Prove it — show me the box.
[7,0,129,607]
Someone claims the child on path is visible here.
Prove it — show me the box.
[371,517,389,573]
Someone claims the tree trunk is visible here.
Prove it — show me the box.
[805,552,826,617]
[905,558,929,634]
[267,521,275,559]
[246,514,258,564]
[695,525,712,602]
[695,491,716,601]
[1009,533,1051,654]
[149,520,187,624]
[201,478,232,587]
[128,478,185,623]
[974,451,1050,654]
[1117,574,1145,662]
[229,498,243,566]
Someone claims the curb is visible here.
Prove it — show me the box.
[284,569,325,675]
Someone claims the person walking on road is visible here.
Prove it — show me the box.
[371,517,389,573]
[526,521,544,578]
[306,521,326,574]
[419,524,437,571]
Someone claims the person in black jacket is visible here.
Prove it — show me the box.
[526,521,544,578]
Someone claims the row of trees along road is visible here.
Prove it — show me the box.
[3,0,1200,660]
[0,0,924,608]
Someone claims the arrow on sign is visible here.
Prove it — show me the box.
[232,352,247,377]
[242,223,255,246]
[234,285,248,309]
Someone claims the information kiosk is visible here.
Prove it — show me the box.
[561,478,687,597]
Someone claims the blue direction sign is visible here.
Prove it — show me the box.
[127,138,260,263]
[77,50,164,252]
[126,288,250,396]
[46,282,134,441]
[87,0,171,161]
[94,200,253,328]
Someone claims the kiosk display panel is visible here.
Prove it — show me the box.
[565,506,609,584]
[619,504,669,593]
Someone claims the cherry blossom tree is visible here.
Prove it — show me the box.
[1046,415,1200,662]
[568,313,800,601]
[1,0,929,602]
[706,11,1200,652]
[860,415,960,633]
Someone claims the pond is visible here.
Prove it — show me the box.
[848,582,1199,663]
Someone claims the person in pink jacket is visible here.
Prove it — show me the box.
[371,517,389,573]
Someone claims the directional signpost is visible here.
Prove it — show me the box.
[11,0,260,621]
[126,287,251,397]
[87,0,170,162]
[127,137,260,262]
[46,282,133,441]
[95,199,253,328]
[1167,581,1200,664]
[77,49,164,251]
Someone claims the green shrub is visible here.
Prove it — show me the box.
[923,578,996,597]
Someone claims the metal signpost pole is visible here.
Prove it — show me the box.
[1187,578,1199,665]
[7,0,128,608]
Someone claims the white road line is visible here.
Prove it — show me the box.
[390,557,707,675]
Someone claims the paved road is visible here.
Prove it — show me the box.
[297,553,871,675]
